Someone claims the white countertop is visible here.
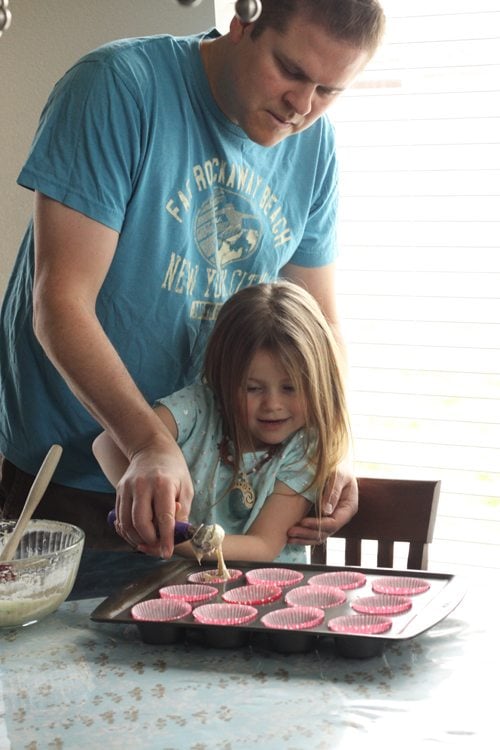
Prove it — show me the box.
[0,563,496,750]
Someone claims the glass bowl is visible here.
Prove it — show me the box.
[0,519,85,628]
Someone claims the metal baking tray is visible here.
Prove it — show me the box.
[90,559,465,658]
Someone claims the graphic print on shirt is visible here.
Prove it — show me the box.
[163,159,295,321]
[195,187,261,268]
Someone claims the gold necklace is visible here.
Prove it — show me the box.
[218,436,279,510]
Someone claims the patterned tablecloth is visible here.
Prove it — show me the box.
[0,556,496,750]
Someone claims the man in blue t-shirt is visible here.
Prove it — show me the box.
[0,0,385,555]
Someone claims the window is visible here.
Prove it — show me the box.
[327,0,500,573]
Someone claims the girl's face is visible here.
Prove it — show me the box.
[242,349,306,448]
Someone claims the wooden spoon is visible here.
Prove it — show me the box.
[0,444,63,563]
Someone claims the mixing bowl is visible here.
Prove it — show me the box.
[0,519,85,627]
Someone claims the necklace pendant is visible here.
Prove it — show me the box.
[229,473,255,513]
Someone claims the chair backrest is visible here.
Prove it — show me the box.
[310,477,441,570]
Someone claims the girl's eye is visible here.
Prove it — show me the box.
[247,385,261,393]
[283,384,295,393]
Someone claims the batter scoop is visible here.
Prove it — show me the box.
[190,523,230,580]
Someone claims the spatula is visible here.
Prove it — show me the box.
[0,444,63,564]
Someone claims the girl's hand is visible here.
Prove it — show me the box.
[286,466,358,545]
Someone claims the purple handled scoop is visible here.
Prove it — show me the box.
[106,510,224,557]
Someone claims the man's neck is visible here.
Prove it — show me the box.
[199,34,235,123]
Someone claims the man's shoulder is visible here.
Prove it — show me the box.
[58,32,206,105]
[81,34,169,61]
[72,32,205,76]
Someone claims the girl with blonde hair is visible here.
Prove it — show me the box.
[94,281,350,563]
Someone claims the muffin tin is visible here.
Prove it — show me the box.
[91,559,465,658]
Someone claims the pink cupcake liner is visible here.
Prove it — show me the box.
[372,576,430,596]
[187,569,243,584]
[285,584,346,609]
[308,571,367,590]
[192,603,258,625]
[261,606,325,630]
[246,567,304,587]
[131,598,192,622]
[222,584,282,606]
[159,583,218,603]
[328,614,393,635]
[351,594,412,616]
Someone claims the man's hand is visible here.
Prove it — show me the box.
[102,434,194,559]
[287,465,358,545]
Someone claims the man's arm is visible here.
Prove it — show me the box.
[32,192,193,556]
[281,261,358,542]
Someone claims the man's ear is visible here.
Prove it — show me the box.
[228,14,255,43]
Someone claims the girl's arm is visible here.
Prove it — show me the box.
[173,482,312,563]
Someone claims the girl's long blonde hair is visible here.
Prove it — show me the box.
[203,281,351,500]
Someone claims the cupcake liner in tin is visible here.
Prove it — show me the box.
[131,598,192,622]
[159,583,218,603]
[285,584,346,609]
[192,603,259,625]
[372,576,431,596]
[222,583,282,606]
[328,614,393,635]
[308,570,367,590]
[187,569,243,584]
[261,606,325,630]
[246,567,304,587]
[351,594,412,615]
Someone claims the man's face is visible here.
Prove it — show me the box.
[219,17,370,147]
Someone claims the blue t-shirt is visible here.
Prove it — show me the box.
[159,383,317,564]
[0,31,338,490]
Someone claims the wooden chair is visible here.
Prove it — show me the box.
[310,477,441,570]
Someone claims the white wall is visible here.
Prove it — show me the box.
[0,0,234,299]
